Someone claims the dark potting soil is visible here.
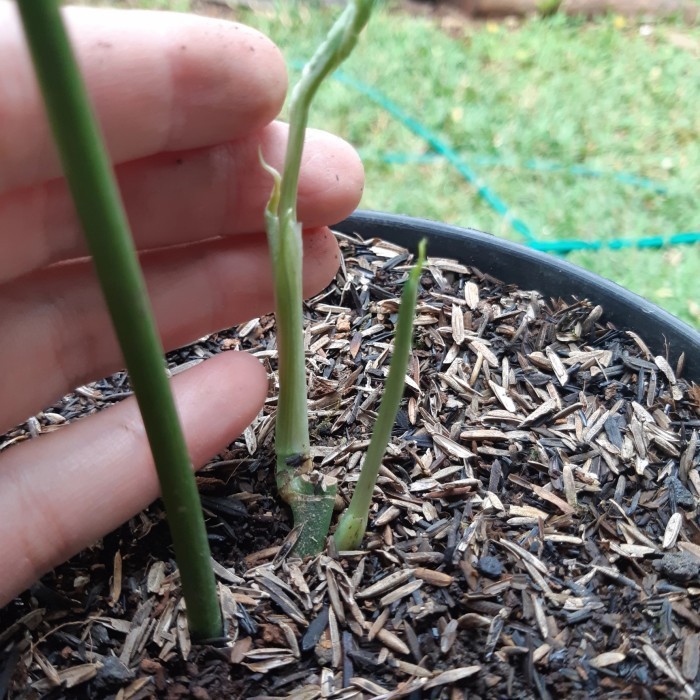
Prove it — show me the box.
[1,231,699,700]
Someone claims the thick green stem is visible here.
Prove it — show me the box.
[264,1,375,556]
[262,151,337,558]
[334,241,426,551]
[261,161,311,487]
[17,1,221,641]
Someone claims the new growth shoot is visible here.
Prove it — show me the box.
[334,240,426,551]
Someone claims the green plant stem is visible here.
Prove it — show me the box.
[261,161,311,485]
[17,0,221,641]
[334,240,426,551]
[278,0,376,220]
[265,0,375,556]
[262,165,335,557]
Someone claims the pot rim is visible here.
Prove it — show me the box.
[334,210,700,382]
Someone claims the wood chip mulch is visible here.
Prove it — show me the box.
[1,231,699,700]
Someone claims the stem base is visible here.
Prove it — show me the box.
[278,472,338,558]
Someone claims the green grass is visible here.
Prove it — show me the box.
[96,2,700,327]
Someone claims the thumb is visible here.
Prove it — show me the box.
[0,351,267,607]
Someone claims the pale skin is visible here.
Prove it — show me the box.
[0,3,364,607]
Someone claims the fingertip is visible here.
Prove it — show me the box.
[1,6,292,191]
[175,352,268,465]
[302,227,342,298]
[0,351,269,605]
[164,18,289,147]
[214,349,269,417]
[299,128,365,224]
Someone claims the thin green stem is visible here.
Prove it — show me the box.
[278,0,376,220]
[17,0,221,641]
[334,240,426,551]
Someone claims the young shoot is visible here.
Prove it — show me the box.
[334,241,426,551]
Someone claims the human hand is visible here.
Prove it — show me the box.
[0,3,363,607]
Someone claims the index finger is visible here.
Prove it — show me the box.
[0,2,287,192]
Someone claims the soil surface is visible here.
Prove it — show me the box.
[1,231,700,699]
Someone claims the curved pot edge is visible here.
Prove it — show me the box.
[334,210,700,383]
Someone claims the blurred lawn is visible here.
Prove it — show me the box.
[101,1,700,327]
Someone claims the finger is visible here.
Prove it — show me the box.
[0,227,339,433]
[0,352,267,607]
[0,124,364,283]
[1,3,287,192]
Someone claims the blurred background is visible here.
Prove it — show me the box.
[94,0,699,327]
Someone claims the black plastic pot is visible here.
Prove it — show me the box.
[335,211,700,382]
